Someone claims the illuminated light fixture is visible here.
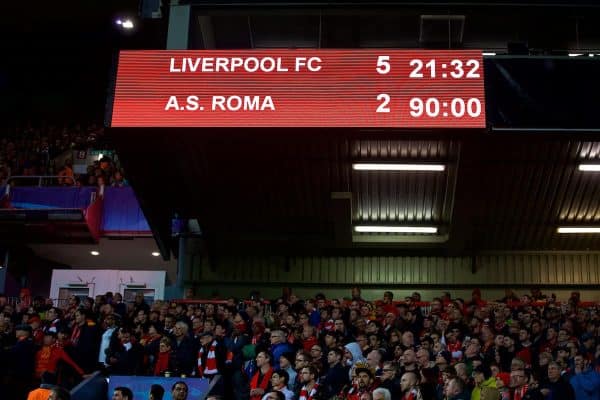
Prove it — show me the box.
[90,251,100,256]
[557,227,600,233]
[354,226,438,234]
[568,53,583,57]
[151,252,160,257]
[115,18,134,29]
[352,163,445,172]
[482,52,496,56]
[578,164,600,171]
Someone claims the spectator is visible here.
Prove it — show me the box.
[49,386,71,400]
[569,354,600,400]
[471,364,498,400]
[57,160,73,186]
[399,370,420,400]
[171,321,197,376]
[26,371,56,400]
[540,361,575,400]
[149,384,165,400]
[112,386,133,400]
[171,381,189,400]
[70,309,100,373]
[35,331,85,379]
[265,370,294,400]
[250,351,274,400]
[297,365,321,400]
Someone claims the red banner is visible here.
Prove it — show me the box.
[111,49,486,128]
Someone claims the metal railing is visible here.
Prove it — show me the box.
[6,175,76,188]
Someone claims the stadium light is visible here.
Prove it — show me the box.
[115,18,135,30]
[557,227,600,233]
[352,163,445,172]
[354,226,438,234]
[578,164,600,171]
[90,251,100,256]
[151,252,160,257]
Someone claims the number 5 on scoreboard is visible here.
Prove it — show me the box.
[376,56,390,74]
[376,94,391,113]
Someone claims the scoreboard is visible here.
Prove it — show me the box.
[110,49,486,128]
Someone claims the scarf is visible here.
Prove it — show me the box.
[70,324,81,346]
[154,351,171,376]
[299,383,319,400]
[513,384,529,400]
[198,340,219,376]
[250,367,273,400]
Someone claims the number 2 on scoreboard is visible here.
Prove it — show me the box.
[376,94,391,113]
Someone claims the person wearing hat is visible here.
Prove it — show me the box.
[495,372,511,400]
[471,364,499,400]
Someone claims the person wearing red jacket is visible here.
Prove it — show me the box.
[35,332,85,379]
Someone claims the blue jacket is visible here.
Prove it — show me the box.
[271,342,294,370]
[570,369,600,400]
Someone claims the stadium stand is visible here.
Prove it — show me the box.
[0,289,598,399]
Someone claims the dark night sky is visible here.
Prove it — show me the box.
[0,1,164,124]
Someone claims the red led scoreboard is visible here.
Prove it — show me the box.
[110,50,486,128]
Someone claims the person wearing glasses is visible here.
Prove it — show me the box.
[296,365,321,400]
[293,351,312,393]
[378,362,401,399]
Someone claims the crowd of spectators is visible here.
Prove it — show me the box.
[0,121,128,189]
[0,288,598,400]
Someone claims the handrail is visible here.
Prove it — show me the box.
[6,175,76,187]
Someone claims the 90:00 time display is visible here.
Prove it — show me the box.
[376,96,482,118]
